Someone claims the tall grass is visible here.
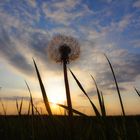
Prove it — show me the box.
[91,75,106,117]
[16,98,23,116]
[0,98,7,116]
[135,88,140,97]
[69,69,101,117]
[100,91,106,117]
[27,101,31,115]
[104,54,125,116]
[33,59,52,116]
[25,81,34,116]
[55,103,88,117]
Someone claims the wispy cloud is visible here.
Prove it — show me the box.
[131,40,140,48]
[42,0,92,25]
[0,27,34,76]
[27,0,37,8]
[133,0,140,8]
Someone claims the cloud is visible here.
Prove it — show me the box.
[101,14,132,33]
[0,1,40,27]
[73,34,140,91]
[0,10,57,78]
[0,27,34,76]
[42,0,92,25]
[0,96,41,102]
[0,26,59,78]
[117,15,132,31]
[1,96,30,101]
[133,0,140,8]
[52,0,79,9]
[27,0,37,8]
[49,27,78,37]
[93,52,140,90]
[130,39,140,48]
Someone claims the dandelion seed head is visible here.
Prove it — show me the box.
[48,34,80,63]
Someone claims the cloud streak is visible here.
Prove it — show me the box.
[0,27,34,75]
[42,0,92,25]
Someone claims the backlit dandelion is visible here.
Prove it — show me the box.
[48,34,80,63]
[48,34,80,116]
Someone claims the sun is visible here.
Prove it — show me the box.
[47,83,66,105]
[49,93,66,104]
[44,77,67,114]
[47,90,66,115]
[48,94,66,115]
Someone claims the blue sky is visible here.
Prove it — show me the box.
[0,0,140,115]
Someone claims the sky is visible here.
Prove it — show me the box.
[0,0,140,115]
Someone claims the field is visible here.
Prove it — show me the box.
[0,115,140,140]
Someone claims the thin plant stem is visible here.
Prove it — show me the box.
[104,54,125,116]
[63,60,73,117]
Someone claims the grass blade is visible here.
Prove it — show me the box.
[19,98,23,115]
[33,59,52,116]
[27,102,31,115]
[16,99,19,115]
[134,88,140,97]
[25,81,34,116]
[33,105,41,115]
[90,75,103,116]
[16,98,23,115]
[56,103,88,117]
[69,69,101,117]
[100,91,106,117]
[104,54,125,116]
[0,98,7,116]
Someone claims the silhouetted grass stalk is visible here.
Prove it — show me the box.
[33,59,52,116]
[25,81,34,116]
[135,88,140,97]
[0,98,7,116]
[69,69,101,117]
[63,60,73,117]
[100,91,106,116]
[16,98,23,116]
[104,54,125,116]
[91,75,106,116]
[53,102,88,117]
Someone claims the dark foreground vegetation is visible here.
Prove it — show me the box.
[0,115,140,140]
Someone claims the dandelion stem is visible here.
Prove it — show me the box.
[63,60,73,117]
